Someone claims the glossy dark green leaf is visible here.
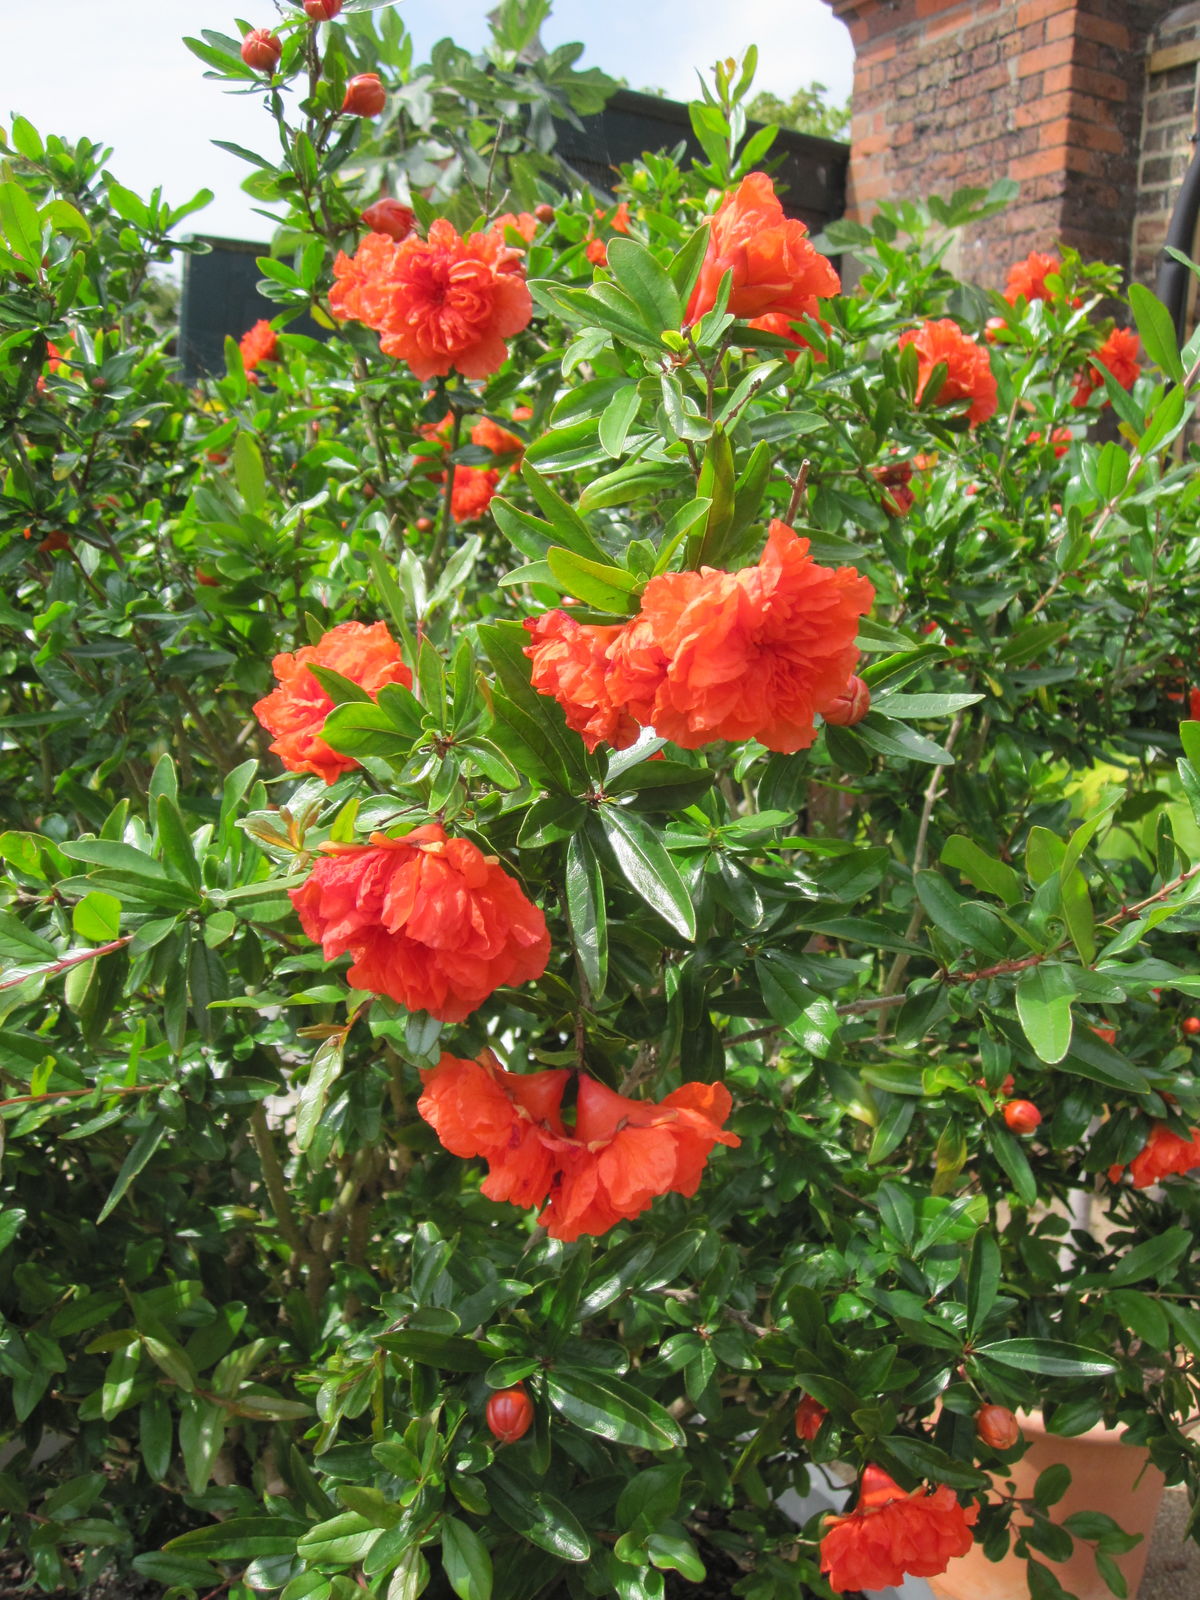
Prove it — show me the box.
[441,1515,493,1600]
[486,1459,590,1562]
[545,1367,685,1451]
[975,1339,1117,1378]
[565,832,607,998]
[598,808,695,939]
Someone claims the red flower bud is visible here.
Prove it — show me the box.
[535,203,555,224]
[1183,1017,1200,1037]
[794,1394,827,1441]
[822,675,870,728]
[361,198,415,241]
[303,0,343,18]
[206,450,228,465]
[342,73,387,117]
[195,568,220,587]
[415,517,434,532]
[975,1405,1021,1450]
[240,28,282,71]
[1003,1099,1042,1135]
[486,1386,533,1444]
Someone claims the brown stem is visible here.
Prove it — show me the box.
[0,936,132,993]
[247,1105,309,1274]
[427,403,463,582]
[1100,863,1200,929]
[785,459,810,525]
[877,713,965,1014]
[0,1082,155,1111]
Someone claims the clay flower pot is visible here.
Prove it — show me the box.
[929,1414,1164,1600]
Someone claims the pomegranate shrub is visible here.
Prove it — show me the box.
[2,4,1200,1599]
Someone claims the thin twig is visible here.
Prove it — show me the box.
[0,936,132,993]
[785,459,811,525]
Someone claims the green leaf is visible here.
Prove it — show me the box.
[597,387,641,458]
[689,428,736,568]
[598,808,695,939]
[914,870,1009,959]
[166,1518,309,1561]
[606,238,683,333]
[668,224,710,304]
[374,1332,491,1371]
[0,180,42,267]
[1025,826,1065,885]
[178,1396,227,1493]
[966,1231,1001,1336]
[1016,964,1074,1065]
[97,1120,167,1223]
[544,1367,685,1451]
[322,701,420,764]
[975,1339,1117,1377]
[71,891,121,943]
[876,692,983,718]
[139,1393,173,1482]
[141,1334,197,1391]
[984,1121,1037,1206]
[854,713,955,766]
[996,620,1067,667]
[306,664,374,706]
[296,1035,345,1152]
[1026,1557,1073,1600]
[155,796,202,891]
[0,909,57,965]
[1129,282,1183,383]
[645,1532,705,1581]
[565,833,607,998]
[0,1209,27,1256]
[487,1459,590,1562]
[10,116,44,160]
[441,1517,493,1600]
[939,837,1022,905]
[545,547,641,614]
[1107,1226,1191,1287]
[1034,1464,1072,1508]
[297,1513,379,1565]
[479,621,588,786]
[234,432,268,511]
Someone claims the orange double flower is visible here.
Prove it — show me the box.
[418,1052,739,1240]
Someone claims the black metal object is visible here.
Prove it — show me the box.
[178,91,849,379]
[178,235,331,382]
[1156,135,1200,344]
[556,88,848,232]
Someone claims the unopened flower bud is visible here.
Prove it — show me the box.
[241,28,282,71]
[303,0,343,19]
[342,73,386,117]
[361,198,415,240]
[976,1405,1021,1450]
[822,675,870,728]
[794,1394,827,1442]
[486,1386,533,1444]
[1003,1099,1042,1135]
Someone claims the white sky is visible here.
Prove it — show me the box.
[0,1,852,242]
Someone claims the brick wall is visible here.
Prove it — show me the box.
[822,0,1178,288]
[1132,5,1200,290]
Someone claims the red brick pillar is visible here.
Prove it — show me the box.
[823,0,1176,287]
